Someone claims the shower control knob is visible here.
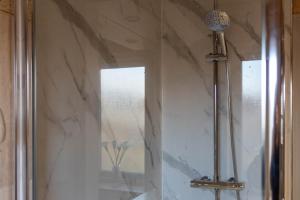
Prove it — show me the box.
[228,177,236,182]
[201,176,210,181]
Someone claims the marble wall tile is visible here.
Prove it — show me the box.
[162,0,263,199]
[35,0,161,199]
[1,0,294,200]
[0,1,14,200]
[35,0,270,200]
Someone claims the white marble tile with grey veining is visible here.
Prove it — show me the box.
[36,0,266,200]
[162,0,263,199]
[36,0,162,200]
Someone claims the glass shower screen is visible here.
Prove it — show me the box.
[32,0,291,199]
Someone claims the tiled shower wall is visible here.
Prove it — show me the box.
[35,0,162,199]
[0,0,14,200]
[35,0,263,200]
[1,1,295,200]
[162,0,262,199]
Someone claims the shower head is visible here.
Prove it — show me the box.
[206,10,230,56]
[205,10,230,32]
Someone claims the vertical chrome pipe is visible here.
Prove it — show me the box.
[212,3,219,200]
[15,0,28,200]
[212,32,220,200]
[211,1,220,199]
[262,0,284,199]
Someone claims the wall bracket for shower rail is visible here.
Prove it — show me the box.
[190,178,245,191]
[206,53,228,62]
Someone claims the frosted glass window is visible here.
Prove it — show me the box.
[100,67,145,174]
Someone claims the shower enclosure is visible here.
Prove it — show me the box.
[13,0,293,199]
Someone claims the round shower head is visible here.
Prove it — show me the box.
[205,10,230,32]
